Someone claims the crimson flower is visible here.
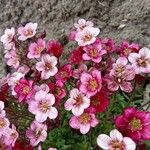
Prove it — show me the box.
[90,91,109,113]
[115,107,150,141]
[47,40,63,58]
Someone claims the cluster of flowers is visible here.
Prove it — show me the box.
[0,18,150,150]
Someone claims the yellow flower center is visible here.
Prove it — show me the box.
[39,101,50,113]
[25,28,33,36]
[89,49,98,58]
[0,118,5,128]
[129,118,142,131]
[111,140,124,150]
[23,86,30,94]
[88,79,98,91]
[138,58,149,67]
[60,71,68,78]
[36,46,44,54]
[82,34,92,42]
[79,113,90,124]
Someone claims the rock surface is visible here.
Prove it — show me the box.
[0,0,150,77]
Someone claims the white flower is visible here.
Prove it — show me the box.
[97,129,136,150]
[75,26,100,46]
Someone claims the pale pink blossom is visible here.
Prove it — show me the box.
[0,136,12,150]
[48,148,57,150]
[106,71,134,93]
[17,65,30,75]
[34,84,49,93]
[28,90,58,122]
[74,19,93,31]
[4,124,19,147]
[5,49,19,69]
[110,57,135,78]
[7,72,24,87]
[0,116,10,134]
[7,72,25,96]
[18,23,38,41]
[73,64,87,79]
[27,38,46,59]
[69,111,99,134]
[65,88,90,116]
[75,26,100,46]
[107,57,135,93]
[26,121,47,146]
[0,27,15,50]
[97,129,136,150]
[36,54,58,80]
[79,70,102,98]
[0,101,5,117]
[128,47,150,74]
[83,41,106,63]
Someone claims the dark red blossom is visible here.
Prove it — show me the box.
[0,83,9,102]
[13,140,33,150]
[90,91,109,113]
[101,38,116,53]
[69,47,84,64]
[47,40,63,58]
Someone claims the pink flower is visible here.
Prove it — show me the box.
[110,57,135,78]
[48,82,66,104]
[34,84,50,93]
[74,19,93,31]
[0,101,5,117]
[68,31,76,41]
[79,70,102,98]
[75,27,100,46]
[27,38,46,59]
[128,47,150,74]
[47,40,63,58]
[107,57,135,93]
[14,78,33,102]
[0,136,12,150]
[55,64,72,84]
[73,64,87,79]
[0,116,10,134]
[18,22,38,41]
[64,88,90,116]
[26,121,47,146]
[48,148,57,150]
[106,73,133,93]
[115,107,150,141]
[4,124,19,147]
[83,41,106,63]
[5,49,20,69]
[0,27,15,50]
[101,38,116,53]
[119,41,140,57]
[97,129,136,150]
[36,54,58,80]
[69,111,99,134]
[17,65,30,75]
[28,90,58,122]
